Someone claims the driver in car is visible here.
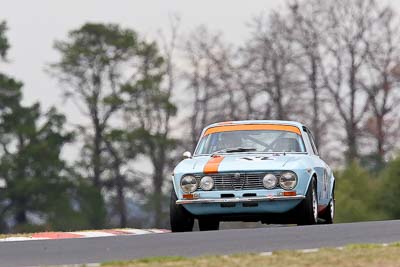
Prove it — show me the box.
[218,132,243,150]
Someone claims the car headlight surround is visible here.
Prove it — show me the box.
[279,171,298,190]
[180,175,198,193]
[263,173,278,189]
[200,176,214,191]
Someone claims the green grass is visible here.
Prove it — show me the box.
[105,256,186,265]
[102,242,400,267]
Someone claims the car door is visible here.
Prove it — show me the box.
[303,127,331,206]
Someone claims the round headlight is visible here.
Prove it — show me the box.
[263,174,278,189]
[200,176,214,191]
[180,175,198,193]
[279,172,298,190]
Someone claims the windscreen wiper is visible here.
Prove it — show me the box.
[212,147,257,155]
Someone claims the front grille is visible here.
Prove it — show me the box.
[195,172,281,191]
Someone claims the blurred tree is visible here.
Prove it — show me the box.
[111,17,182,228]
[52,22,179,228]
[59,174,107,230]
[334,162,385,223]
[237,0,400,164]
[122,38,178,227]
[0,21,20,131]
[0,44,105,233]
[183,26,239,151]
[246,12,303,121]
[285,1,329,151]
[0,76,22,232]
[51,23,139,227]
[378,156,400,219]
[0,22,107,233]
[0,21,9,60]
[51,23,137,190]
[102,128,145,227]
[316,0,379,162]
[0,100,78,231]
[361,6,400,165]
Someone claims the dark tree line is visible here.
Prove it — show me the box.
[1,0,400,232]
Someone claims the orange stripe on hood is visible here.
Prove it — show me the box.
[203,155,224,174]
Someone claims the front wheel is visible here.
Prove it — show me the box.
[170,190,194,232]
[297,178,318,225]
[321,188,335,224]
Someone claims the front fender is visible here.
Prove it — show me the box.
[301,170,316,196]
[171,174,178,197]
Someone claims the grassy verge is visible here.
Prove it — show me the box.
[102,242,400,267]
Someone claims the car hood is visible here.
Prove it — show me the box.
[175,153,309,174]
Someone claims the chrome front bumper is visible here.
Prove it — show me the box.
[176,195,305,205]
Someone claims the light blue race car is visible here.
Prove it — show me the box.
[170,120,335,232]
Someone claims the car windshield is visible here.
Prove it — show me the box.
[195,130,306,155]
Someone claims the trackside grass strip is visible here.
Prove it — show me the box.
[102,243,400,267]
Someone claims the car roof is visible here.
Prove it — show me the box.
[196,120,311,155]
[204,120,305,131]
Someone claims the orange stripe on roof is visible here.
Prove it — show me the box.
[203,124,301,136]
[203,155,224,174]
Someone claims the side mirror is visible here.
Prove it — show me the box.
[0,178,7,189]
[183,151,192,159]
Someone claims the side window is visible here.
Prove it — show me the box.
[306,128,319,156]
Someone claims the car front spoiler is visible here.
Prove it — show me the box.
[176,195,306,205]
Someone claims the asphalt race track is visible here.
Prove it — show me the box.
[1,220,400,267]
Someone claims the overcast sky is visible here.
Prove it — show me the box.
[0,0,282,115]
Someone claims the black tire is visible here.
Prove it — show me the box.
[321,188,335,224]
[198,218,219,231]
[170,190,194,232]
[297,178,318,226]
